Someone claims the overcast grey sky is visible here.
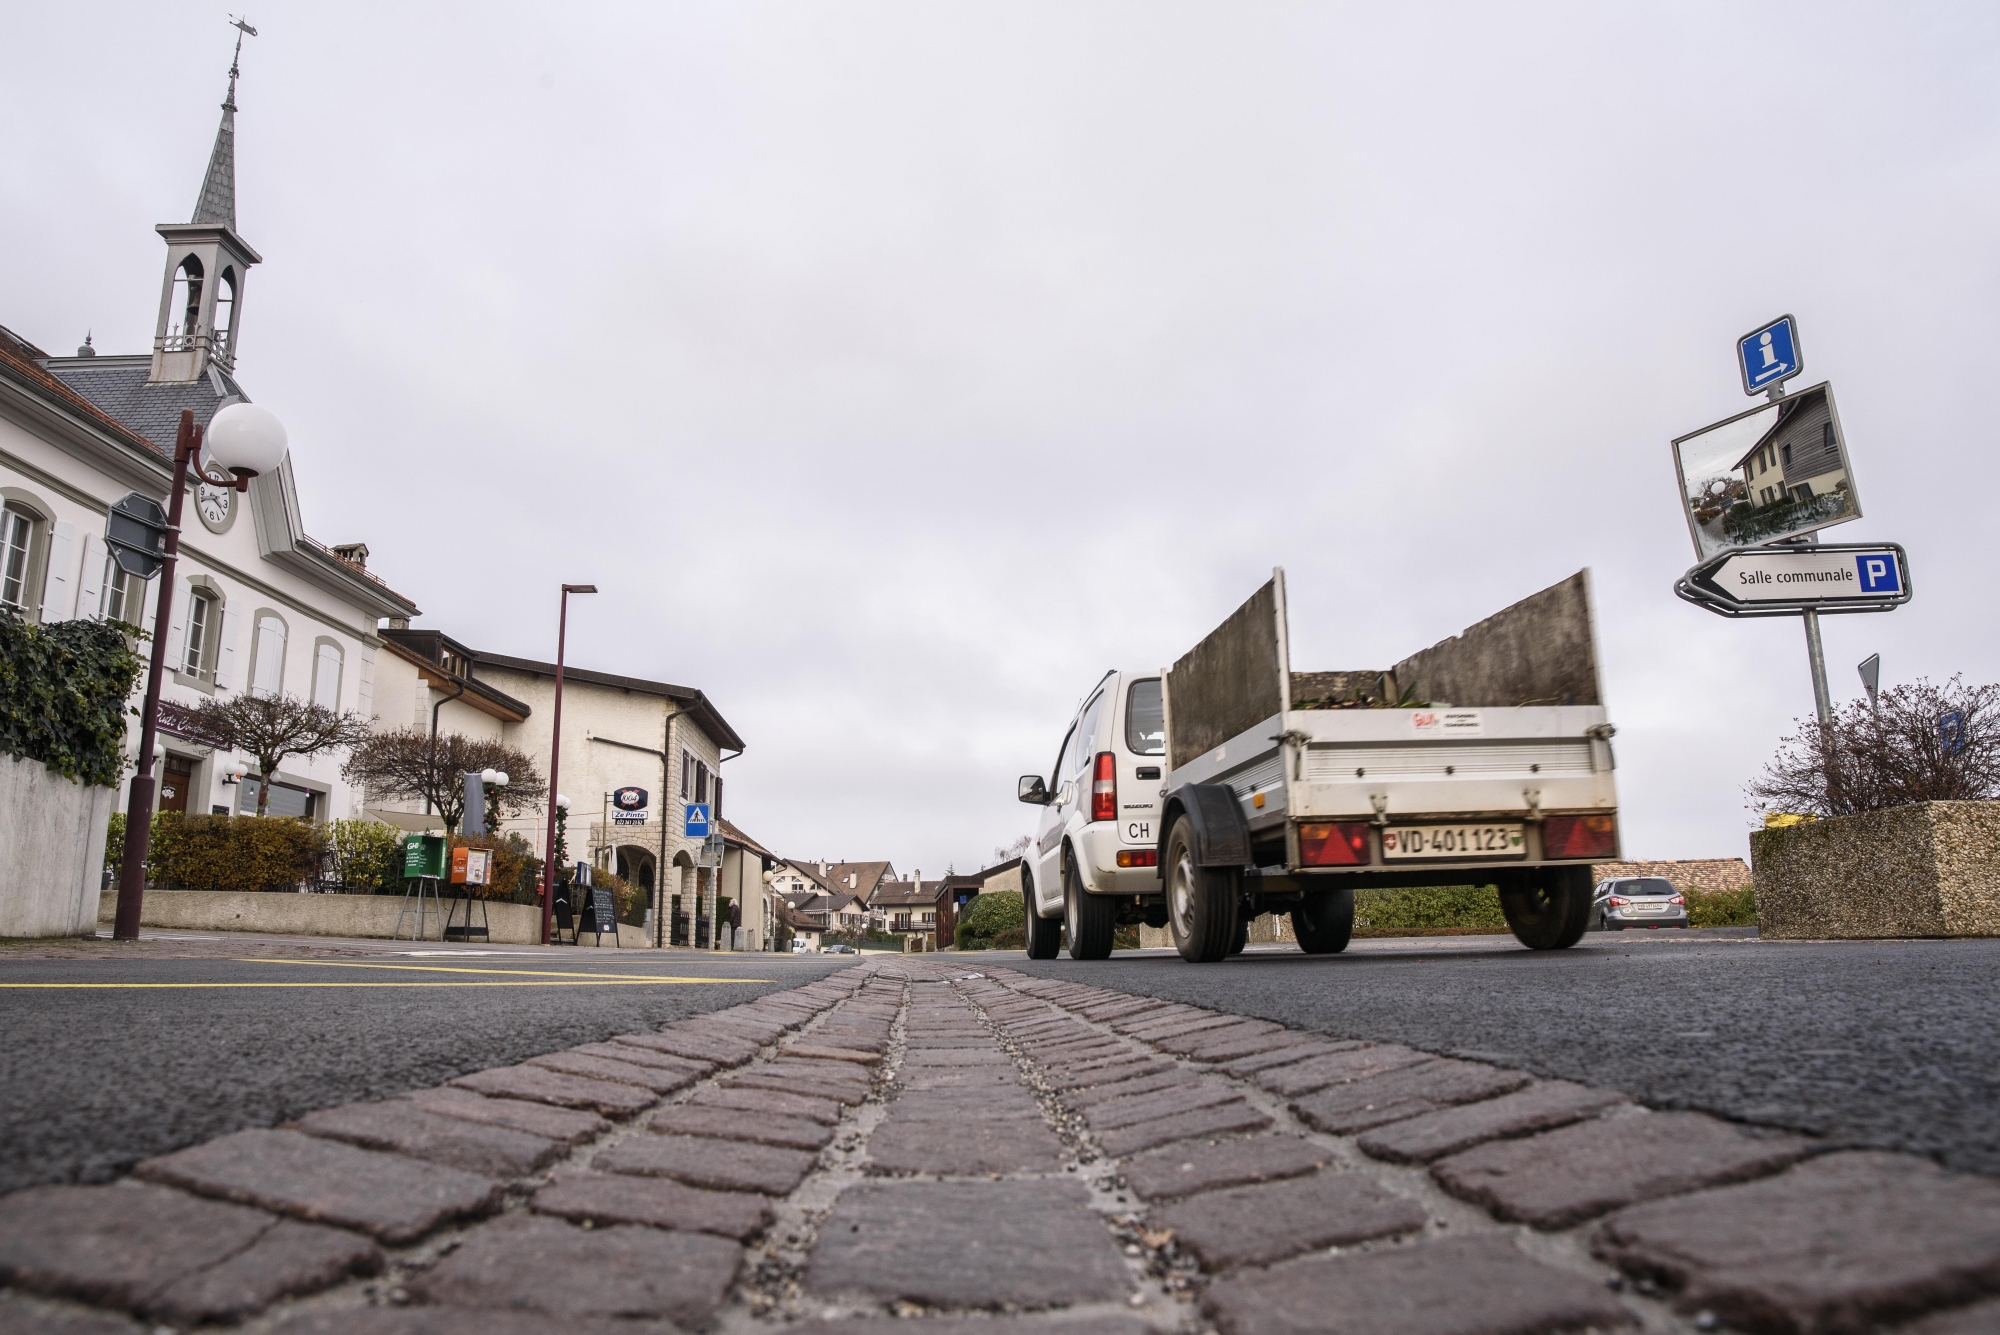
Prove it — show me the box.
[7,3,1997,876]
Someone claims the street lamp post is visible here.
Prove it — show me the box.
[112,405,288,941]
[540,583,597,944]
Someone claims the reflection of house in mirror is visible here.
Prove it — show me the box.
[1736,387,1846,509]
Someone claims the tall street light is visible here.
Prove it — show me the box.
[541,582,597,944]
[112,404,289,940]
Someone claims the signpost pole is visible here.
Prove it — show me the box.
[1801,608,1833,728]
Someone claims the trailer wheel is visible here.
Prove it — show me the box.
[1063,856,1116,960]
[1292,887,1355,955]
[1229,915,1249,956]
[1500,867,1593,950]
[1023,868,1062,959]
[1166,816,1239,963]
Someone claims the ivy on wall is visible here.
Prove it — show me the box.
[0,613,143,789]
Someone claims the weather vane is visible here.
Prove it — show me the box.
[224,15,258,108]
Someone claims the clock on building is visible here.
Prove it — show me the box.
[194,477,236,533]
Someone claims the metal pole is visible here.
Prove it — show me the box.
[1802,608,1833,728]
[112,411,198,940]
[540,590,570,946]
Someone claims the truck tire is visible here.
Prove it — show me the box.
[1500,867,1593,950]
[1023,868,1062,959]
[1166,815,1239,963]
[1292,887,1355,955]
[1229,915,1249,956]
[1063,856,1116,961]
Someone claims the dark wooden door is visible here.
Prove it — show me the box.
[158,754,195,815]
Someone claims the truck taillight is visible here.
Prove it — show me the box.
[1299,822,1370,866]
[1091,752,1117,822]
[1543,814,1617,859]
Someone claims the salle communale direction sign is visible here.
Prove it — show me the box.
[1677,542,1911,617]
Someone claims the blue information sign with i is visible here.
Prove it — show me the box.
[1738,315,1802,396]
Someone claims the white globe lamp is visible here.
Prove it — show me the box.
[204,402,289,480]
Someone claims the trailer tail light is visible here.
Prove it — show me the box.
[1091,752,1117,822]
[1299,822,1371,866]
[1543,814,1617,859]
[1116,850,1157,868]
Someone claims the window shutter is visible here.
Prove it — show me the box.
[77,536,103,617]
[314,643,342,709]
[213,608,237,689]
[252,616,286,696]
[43,521,75,620]
[164,577,190,669]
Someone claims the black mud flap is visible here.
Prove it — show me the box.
[1165,783,1252,869]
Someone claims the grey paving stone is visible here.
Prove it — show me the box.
[0,1294,146,1334]
[149,1219,380,1325]
[1592,1151,2000,1333]
[867,1113,1066,1176]
[901,1047,1011,1066]
[1127,1013,1243,1043]
[1255,1044,1433,1098]
[567,1040,712,1079]
[1202,1232,1633,1335]
[596,1133,818,1196]
[532,1172,774,1239]
[1043,1057,1175,1092]
[1359,1081,1629,1164]
[791,1319,1154,1335]
[1086,1080,1244,1131]
[1291,1059,1534,1135]
[723,1067,870,1104]
[689,1084,842,1125]
[1027,1036,1128,1061]
[618,1027,760,1066]
[1110,1005,1206,1034]
[808,1179,1130,1307]
[1079,997,1171,1022]
[686,1015,788,1047]
[1158,1170,1428,1270]
[1182,1027,1318,1064]
[1904,1297,2000,1335]
[647,1104,833,1150]
[527,1049,699,1094]
[1064,1068,1203,1109]
[134,1129,499,1244]
[890,1089,1044,1121]
[1154,1018,1285,1056]
[1433,1110,1819,1228]
[266,1309,678,1335]
[894,1066,1028,1092]
[0,1182,376,1321]
[449,1063,658,1118]
[410,1213,740,1326]
[1122,1136,1332,1202]
[784,1042,884,1064]
[293,1101,563,1178]
[1097,1101,1275,1157]
[402,1086,610,1144]
[903,1036,995,1049]
[1215,1038,1366,1077]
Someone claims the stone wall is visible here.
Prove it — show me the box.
[1,751,115,938]
[1591,859,1752,894]
[95,888,645,946]
[1751,800,2000,939]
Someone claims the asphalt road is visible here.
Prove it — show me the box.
[0,935,856,1195]
[994,930,2000,1175]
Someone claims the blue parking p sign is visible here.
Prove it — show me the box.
[1857,553,1901,595]
[1738,315,1802,396]
[683,803,711,838]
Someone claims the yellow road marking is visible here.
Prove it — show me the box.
[234,958,761,983]
[0,980,754,989]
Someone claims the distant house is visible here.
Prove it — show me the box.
[1736,385,1846,510]
[870,874,950,946]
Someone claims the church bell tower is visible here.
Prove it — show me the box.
[149,21,263,385]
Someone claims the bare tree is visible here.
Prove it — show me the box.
[167,694,374,817]
[991,834,1030,865]
[1747,676,2000,819]
[342,728,546,835]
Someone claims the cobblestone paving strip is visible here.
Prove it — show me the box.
[11,956,2000,1333]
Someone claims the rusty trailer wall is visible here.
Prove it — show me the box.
[1165,577,1284,771]
[1387,570,1602,709]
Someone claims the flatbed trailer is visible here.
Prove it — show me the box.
[1154,569,1620,961]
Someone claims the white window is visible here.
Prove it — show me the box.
[1,506,38,613]
[250,614,287,696]
[312,642,343,709]
[183,593,213,677]
[101,556,137,622]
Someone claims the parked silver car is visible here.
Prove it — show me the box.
[1592,877,1690,931]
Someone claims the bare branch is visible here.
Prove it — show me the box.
[175,693,373,816]
[1747,676,2000,819]
[341,729,547,835]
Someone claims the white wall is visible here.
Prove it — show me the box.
[0,752,115,937]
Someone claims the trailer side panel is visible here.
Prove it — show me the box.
[1389,570,1602,709]
[1167,577,1284,772]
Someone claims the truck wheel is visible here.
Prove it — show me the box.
[1292,888,1355,955]
[1500,867,1593,950]
[1166,816,1239,963]
[1229,915,1249,956]
[1022,868,1062,959]
[1063,856,1116,960]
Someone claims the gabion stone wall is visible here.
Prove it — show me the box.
[1751,800,2000,939]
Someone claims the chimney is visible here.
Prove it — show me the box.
[331,542,370,570]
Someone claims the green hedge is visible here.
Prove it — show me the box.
[145,812,326,893]
[1687,885,1757,927]
[0,614,143,788]
[1353,885,1507,933]
[956,890,1025,949]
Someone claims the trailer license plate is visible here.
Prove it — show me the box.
[1381,824,1525,860]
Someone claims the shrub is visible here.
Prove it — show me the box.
[328,819,400,892]
[1113,924,1141,950]
[1748,676,2000,818]
[1353,884,1506,933]
[448,832,544,904]
[105,811,127,868]
[988,926,1026,949]
[0,613,144,787]
[957,890,1025,948]
[147,812,326,893]
[1686,885,1757,928]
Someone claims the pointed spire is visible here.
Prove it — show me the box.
[191,18,256,230]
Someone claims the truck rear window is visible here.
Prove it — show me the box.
[1126,679,1164,756]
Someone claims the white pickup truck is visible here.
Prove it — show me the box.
[1018,570,1620,963]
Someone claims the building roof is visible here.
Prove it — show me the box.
[872,878,948,908]
[819,861,892,898]
[378,629,532,724]
[193,38,244,230]
[470,651,745,753]
[43,355,244,458]
[772,859,835,894]
[717,816,775,863]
